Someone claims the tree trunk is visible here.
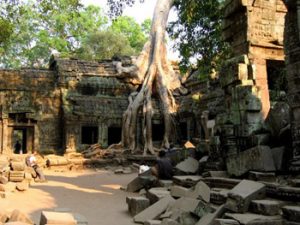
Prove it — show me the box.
[115,0,181,155]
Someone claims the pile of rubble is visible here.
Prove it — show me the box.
[125,157,300,225]
[0,209,87,225]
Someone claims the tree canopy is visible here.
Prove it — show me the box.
[0,0,150,68]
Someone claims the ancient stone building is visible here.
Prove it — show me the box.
[284,0,300,170]
[0,57,139,154]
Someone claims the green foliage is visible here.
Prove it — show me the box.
[76,30,135,60]
[169,0,230,75]
[110,16,149,53]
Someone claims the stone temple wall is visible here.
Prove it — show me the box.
[284,0,300,170]
[0,69,61,154]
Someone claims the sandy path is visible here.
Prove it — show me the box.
[0,169,138,225]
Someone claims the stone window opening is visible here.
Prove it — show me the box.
[266,60,287,104]
[81,126,98,144]
[152,123,164,142]
[108,126,122,145]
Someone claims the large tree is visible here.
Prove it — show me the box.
[108,0,225,155]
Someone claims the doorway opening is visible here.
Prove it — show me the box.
[108,126,122,145]
[152,123,164,141]
[12,127,34,154]
[81,126,98,144]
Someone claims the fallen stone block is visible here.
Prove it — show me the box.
[161,218,180,225]
[210,188,229,205]
[173,176,202,188]
[146,188,170,204]
[225,213,282,225]
[144,220,162,225]
[167,197,200,214]
[4,182,16,193]
[0,209,9,223]
[11,161,25,171]
[226,146,276,176]
[9,209,34,225]
[186,181,210,203]
[250,200,282,216]
[170,186,189,198]
[134,196,175,224]
[39,211,76,225]
[193,200,215,219]
[175,157,199,174]
[196,204,226,225]
[0,176,8,184]
[248,171,276,183]
[212,219,239,225]
[225,180,266,213]
[16,182,29,192]
[158,180,173,189]
[202,171,229,178]
[126,196,150,216]
[127,177,144,192]
[178,212,198,225]
[282,206,300,222]
[9,171,25,182]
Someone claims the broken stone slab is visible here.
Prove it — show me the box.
[0,210,9,223]
[195,204,226,225]
[39,211,77,225]
[178,212,199,225]
[16,182,29,192]
[249,199,282,216]
[9,209,34,225]
[126,196,150,216]
[170,181,210,203]
[134,196,175,224]
[226,146,276,176]
[202,171,229,178]
[210,188,230,205]
[144,220,162,225]
[212,219,239,225]
[282,206,300,222]
[10,161,25,171]
[158,180,173,189]
[225,180,266,213]
[0,176,8,184]
[146,188,170,204]
[167,197,200,215]
[202,177,240,189]
[161,218,180,225]
[248,171,276,183]
[175,157,199,174]
[173,176,202,188]
[224,213,282,225]
[193,200,215,219]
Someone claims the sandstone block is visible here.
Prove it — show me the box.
[250,200,282,216]
[16,182,29,192]
[225,213,282,225]
[175,157,199,174]
[282,206,300,222]
[134,196,175,224]
[126,196,150,216]
[39,211,77,225]
[173,176,202,188]
[146,188,170,204]
[196,204,226,225]
[225,180,266,213]
[11,162,25,171]
[0,176,8,184]
[9,209,34,225]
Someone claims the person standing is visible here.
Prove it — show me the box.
[14,140,22,154]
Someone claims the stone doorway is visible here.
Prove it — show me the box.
[11,126,34,154]
[108,126,122,146]
[81,126,98,145]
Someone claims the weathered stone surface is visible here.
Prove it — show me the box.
[196,204,226,225]
[158,180,173,189]
[39,211,76,225]
[250,200,282,216]
[0,176,9,184]
[167,197,200,214]
[134,196,175,224]
[178,212,198,225]
[146,188,170,204]
[170,186,189,198]
[9,210,34,225]
[248,171,276,183]
[282,206,300,222]
[225,213,282,225]
[225,180,266,213]
[161,218,180,225]
[16,182,29,192]
[173,176,202,188]
[126,196,150,216]
[127,176,144,193]
[212,219,239,225]
[10,162,25,171]
[226,146,276,176]
[193,200,215,219]
[4,182,16,192]
[202,171,229,178]
[175,157,199,174]
[271,147,285,171]
[210,188,229,205]
[9,171,25,182]
[144,220,162,225]
[0,210,9,223]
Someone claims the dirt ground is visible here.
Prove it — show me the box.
[0,169,138,225]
